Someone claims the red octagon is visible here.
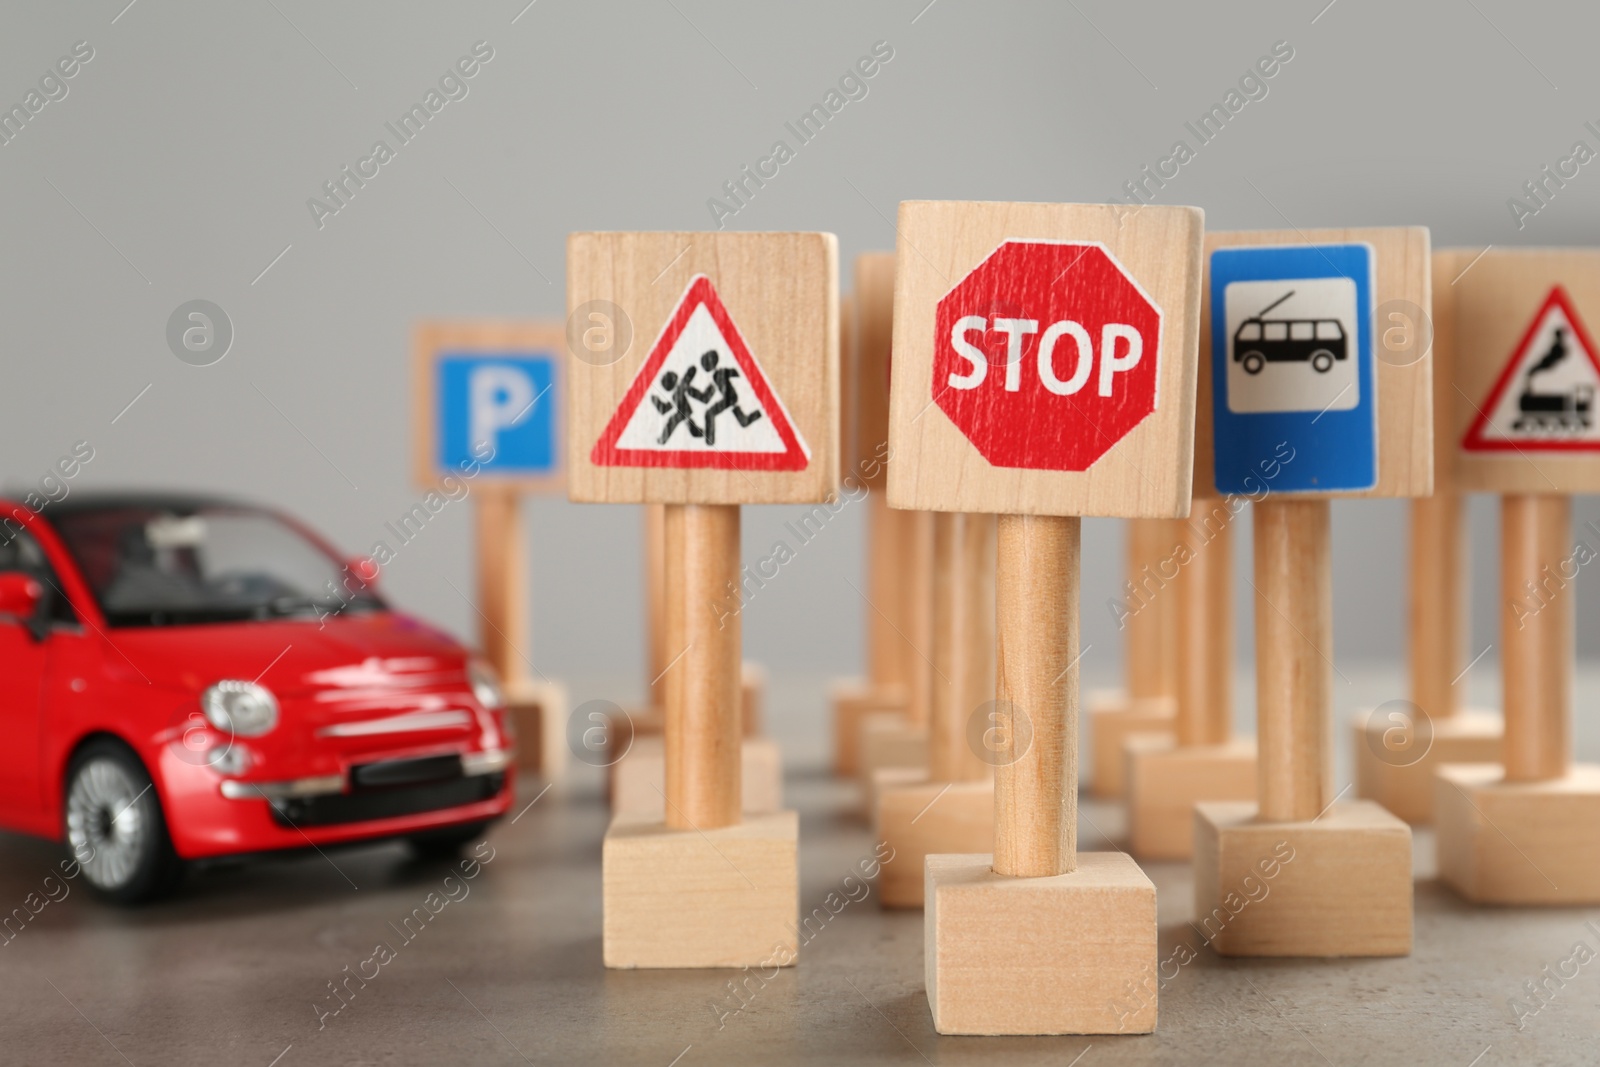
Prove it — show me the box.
[934,240,1163,471]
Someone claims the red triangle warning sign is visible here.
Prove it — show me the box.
[591,275,811,470]
[1463,286,1600,452]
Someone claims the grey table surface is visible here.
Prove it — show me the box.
[3,667,1598,1066]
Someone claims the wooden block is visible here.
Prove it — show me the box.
[1352,708,1502,824]
[412,320,565,492]
[867,765,925,825]
[858,711,928,787]
[874,778,993,908]
[1087,694,1174,799]
[925,852,1157,1035]
[1451,249,1600,494]
[1436,762,1600,904]
[1193,800,1412,957]
[505,677,568,783]
[603,810,798,969]
[1192,226,1433,500]
[740,660,766,737]
[1125,736,1256,860]
[886,201,1204,519]
[565,231,839,505]
[830,681,907,776]
[610,735,782,817]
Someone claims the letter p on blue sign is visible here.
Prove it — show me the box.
[415,323,565,492]
[439,354,556,474]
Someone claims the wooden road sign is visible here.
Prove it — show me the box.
[1192,228,1428,957]
[1354,249,1500,824]
[846,253,940,798]
[889,200,1202,1035]
[1124,497,1257,860]
[1437,249,1600,904]
[568,232,837,505]
[570,231,838,969]
[873,510,996,908]
[412,321,568,782]
[1087,519,1179,801]
[832,260,916,776]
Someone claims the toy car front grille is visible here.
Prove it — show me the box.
[268,773,503,828]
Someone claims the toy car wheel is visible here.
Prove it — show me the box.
[407,821,491,859]
[65,740,182,904]
[1241,351,1265,374]
[1311,349,1335,373]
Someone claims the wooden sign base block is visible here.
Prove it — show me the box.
[830,682,908,776]
[925,852,1157,1035]
[1088,690,1175,799]
[1436,763,1600,905]
[603,810,799,969]
[873,779,993,908]
[857,714,928,811]
[506,678,569,784]
[867,765,924,824]
[603,662,767,777]
[1125,737,1256,860]
[609,735,783,817]
[1352,709,1503,824]
[1193,801,1412,957]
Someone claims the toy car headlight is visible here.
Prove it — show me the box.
[201,681,279,737]
[468,660,505,711]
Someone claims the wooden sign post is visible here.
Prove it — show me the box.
[832,256,916,776]
[889,200,1203,1034]
[874,510,996,907]
[1124,492,1256,859]
[1088,519,1179,799]
[607,503,781,818]
[413,321,568,783]
[1192,228,1429,956]
[1437,249,1600,904]
[1354,249,1501,823]
[570,231,837,968]
[856,510,934,808]
[844,252,940,793]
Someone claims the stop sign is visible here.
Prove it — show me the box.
[934,240,1163,471]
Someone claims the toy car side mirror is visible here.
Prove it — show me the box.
[0,573,44,633]
[346,556,381,588]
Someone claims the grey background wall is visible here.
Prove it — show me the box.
[2,0,1598,694]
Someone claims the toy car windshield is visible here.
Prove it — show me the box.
[46,500,384,627]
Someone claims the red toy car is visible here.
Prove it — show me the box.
[0,492,515,902]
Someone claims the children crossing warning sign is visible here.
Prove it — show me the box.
[1463,286,1600,452]
[591,275,810,470]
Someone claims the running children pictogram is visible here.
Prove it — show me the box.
[591,275,811,470]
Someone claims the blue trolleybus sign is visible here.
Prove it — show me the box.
[1210,243,1377,493]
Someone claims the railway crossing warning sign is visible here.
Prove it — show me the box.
[1463,286,1600,452]
[591,275,810,471]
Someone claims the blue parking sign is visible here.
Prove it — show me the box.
[436,352,558,476]
[1210,243,1377,494]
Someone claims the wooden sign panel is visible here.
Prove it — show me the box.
[886,201,1204,519]
[412,321,564,493]
[1430,250,1465,494]
[566,232,839,505]
[853,253,895,491]
[1453,249,1600,494]
[1193,227,1433,500]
